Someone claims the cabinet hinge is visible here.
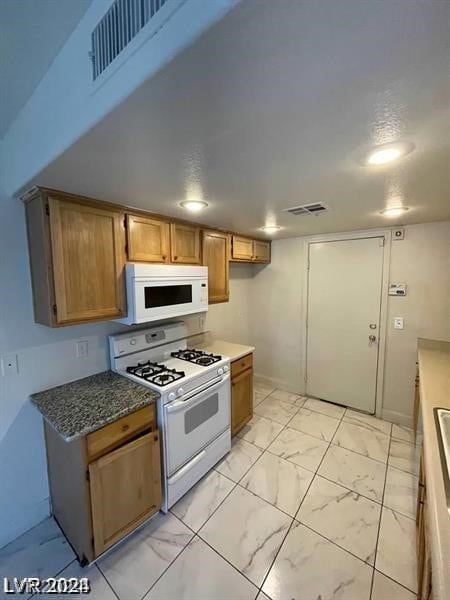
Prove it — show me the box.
[379,237,385,247]
[123,215,127,228]
[86,469,90,482]
[52,304,57,317]
[125,243,129,255]
[45,204,50,216]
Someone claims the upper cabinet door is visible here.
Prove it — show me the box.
[127,214,170,263]
[48,197,126,324]
[253,240,271,263]
[231,236,254,261]
[170,223,201,264]
[202,230,230,303]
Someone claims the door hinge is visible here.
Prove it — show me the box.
[45,204,50,216]
[52,304,57,317]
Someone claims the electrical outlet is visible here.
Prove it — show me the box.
[75,341,89,358]
[1,354,19,376]
[394,317,404,330]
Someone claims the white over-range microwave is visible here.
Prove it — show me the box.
[118,263,208,325]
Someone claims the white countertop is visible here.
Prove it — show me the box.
[197,339,255,362]
[417,338,450,600]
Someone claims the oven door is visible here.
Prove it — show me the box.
[134,277,208,323]
[164,375,230,476]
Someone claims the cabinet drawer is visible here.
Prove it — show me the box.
[231,353,253,379]
[87,405,155,461]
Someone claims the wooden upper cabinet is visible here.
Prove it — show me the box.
[202,230,229,303]
[126,214,170,263]
[232,236,254,261]
[253,240,271,263]
[231,235,271,263]
[25,191,126,326]
[170,223,201,264]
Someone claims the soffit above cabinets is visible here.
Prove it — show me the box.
[26,0,450,238]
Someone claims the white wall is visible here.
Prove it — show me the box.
[250,223,450,426]
[248,238,305,392]
[382,222,450,424]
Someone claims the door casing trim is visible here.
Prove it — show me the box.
[300,228,392,419]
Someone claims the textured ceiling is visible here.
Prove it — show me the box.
[31,0,450,238]
[0,0,91,138]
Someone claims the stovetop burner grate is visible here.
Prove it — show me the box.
[171,348,222,366]
[126,361,185,386]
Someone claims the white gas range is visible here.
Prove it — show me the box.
[109,322,231,511]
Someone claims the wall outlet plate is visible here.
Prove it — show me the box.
[75,341,89,358]
[1,354,19,376]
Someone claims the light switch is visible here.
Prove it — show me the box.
[394,317,404,330]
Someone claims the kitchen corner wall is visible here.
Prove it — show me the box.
[0,191,132,547]
[0,190,255,548]
[246,222,450,427]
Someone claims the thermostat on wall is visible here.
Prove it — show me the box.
[388,283,407,296]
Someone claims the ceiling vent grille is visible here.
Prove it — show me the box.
[283,202,329,216]
[91,0,168,79]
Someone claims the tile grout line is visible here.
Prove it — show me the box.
[369,425,393,600]
[254,397,346,596]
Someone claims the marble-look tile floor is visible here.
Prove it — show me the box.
[1,384,420,600]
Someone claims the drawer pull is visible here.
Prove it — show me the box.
[121,424,130,433]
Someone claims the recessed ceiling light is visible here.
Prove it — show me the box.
[261,225,281,234]
[380,206,410,218]
[365,141,414,166]
[179,200,208,212]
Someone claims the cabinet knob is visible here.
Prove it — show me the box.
[162,255,166,260]
[121,424,130,432]
[174,256,178,261]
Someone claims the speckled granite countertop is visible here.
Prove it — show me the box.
[31,371,159,442]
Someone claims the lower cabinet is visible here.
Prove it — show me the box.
[44,405,161,564]
[231,353,253,436]
[417,448,433,600]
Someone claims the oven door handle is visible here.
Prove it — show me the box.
[168,449,207,484]
[165,376,229,414]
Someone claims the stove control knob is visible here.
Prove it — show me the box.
[217,367,224,375]
[223,365,229,372]
[177,387,184,396]
[168,392,176,401]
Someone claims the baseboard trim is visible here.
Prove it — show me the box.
[381,409,413,428]
[254,373,305,396]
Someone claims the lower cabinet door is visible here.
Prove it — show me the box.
[89,431,162,557]
[231,368,253,436]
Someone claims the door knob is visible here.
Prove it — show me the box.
[369,335,377,342]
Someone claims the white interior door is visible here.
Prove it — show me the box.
[306,237,384,413]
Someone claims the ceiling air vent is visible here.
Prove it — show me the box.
[283,203,329,216]
[91,0,168,80]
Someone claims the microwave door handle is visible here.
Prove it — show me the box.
[166,376,229,414]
